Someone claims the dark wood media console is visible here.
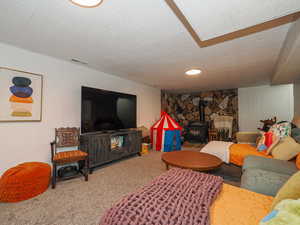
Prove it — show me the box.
[80,130,142,173]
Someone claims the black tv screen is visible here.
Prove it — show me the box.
[81,86,137,133]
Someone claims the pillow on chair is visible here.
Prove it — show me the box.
[271,137,300,160]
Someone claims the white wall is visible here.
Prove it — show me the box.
[238,84,294,132]
[0,43,161,175]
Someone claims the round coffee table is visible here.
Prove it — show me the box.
[161,150,222,171]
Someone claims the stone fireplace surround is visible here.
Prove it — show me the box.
[161,89,238,141]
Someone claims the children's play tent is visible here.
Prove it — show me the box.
[151,112,182,152]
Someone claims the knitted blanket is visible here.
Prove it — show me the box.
[99,168,223,225]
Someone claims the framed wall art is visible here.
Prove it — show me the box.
[0,67,43,122]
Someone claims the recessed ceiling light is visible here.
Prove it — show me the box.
[185,69,202,76]
[69,0,103,8]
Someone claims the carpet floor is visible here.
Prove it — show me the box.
[0,150,241,225]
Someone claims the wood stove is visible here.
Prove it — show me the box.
[184,100,208,143]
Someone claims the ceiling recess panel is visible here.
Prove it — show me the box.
[172,0,300,41]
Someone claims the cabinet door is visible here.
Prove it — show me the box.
[91,135,110,166]
[128,132,141,154]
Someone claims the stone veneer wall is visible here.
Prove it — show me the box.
[161,89,239,136]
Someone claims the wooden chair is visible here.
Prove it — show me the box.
[50,127,89,189]
[208,129,218,141]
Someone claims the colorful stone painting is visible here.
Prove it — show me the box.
[9,77,34,117]
[0,67,43,122]
[9,77,33,117]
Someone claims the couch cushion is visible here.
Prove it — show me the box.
[210,183,273,225]
[229,144,272,166]
[291,128,300,143]
[271,171,300,209]
[236,132,261,144]
[243,156,298,176]
[241,168,290,197]
[272,136,300,160]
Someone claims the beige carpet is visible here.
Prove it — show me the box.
[0,147,241,225]
[0,151,167,225]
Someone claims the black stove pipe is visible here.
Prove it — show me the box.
[199,100,207,122]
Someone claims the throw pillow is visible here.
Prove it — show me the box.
[269,122,291,138]
[261,199,300,225]
[264,132,273,148]
[266,134,280,155]
[271,136,300,160]
[271,171,300,209]
[296,154,300,170]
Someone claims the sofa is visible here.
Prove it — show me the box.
[241,155,298,196]
[231,127,300,166]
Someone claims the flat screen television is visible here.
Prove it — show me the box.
[81,86,137,133]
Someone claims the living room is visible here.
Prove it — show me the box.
[1,1,300,225]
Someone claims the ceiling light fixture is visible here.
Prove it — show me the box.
[69,0,103,8]
[185,69,202,76]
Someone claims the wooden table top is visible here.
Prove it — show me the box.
[161,150,223,171]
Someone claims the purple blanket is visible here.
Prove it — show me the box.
[99,168,223,225]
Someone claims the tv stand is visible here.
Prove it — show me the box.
[80,130,142,173]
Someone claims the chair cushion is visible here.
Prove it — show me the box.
[271,171,300,209]
[53,150,88,164]
[0,162,51,202]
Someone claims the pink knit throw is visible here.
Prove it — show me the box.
[99,168,223,225]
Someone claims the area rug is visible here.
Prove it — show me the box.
[99,168,223,225]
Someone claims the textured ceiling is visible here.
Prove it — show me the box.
[0,0,298,91]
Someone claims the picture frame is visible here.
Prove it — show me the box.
[0,67,43,122]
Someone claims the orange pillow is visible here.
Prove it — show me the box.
[296,154,300,170]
